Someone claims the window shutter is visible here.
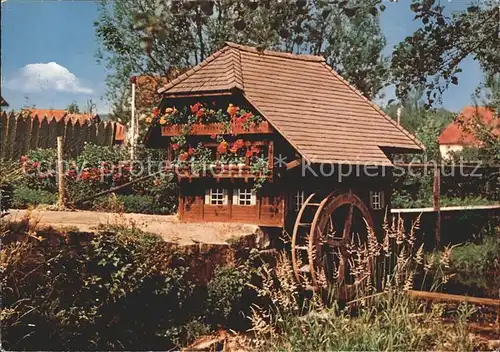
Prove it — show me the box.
[251,189,257,205]
[232,189,239,205]
[223,189,229,205]
[205,189,211,205]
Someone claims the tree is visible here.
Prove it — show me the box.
[67,102,80,114]
[95,0,390,121]
[384,89,453,135]
[391,0,499,106]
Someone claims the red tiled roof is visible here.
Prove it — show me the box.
[23,109,93,124]
[159,42,424,165]
[438,106,500,145]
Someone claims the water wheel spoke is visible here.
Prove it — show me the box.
[325,238,343,247]
[342,204,354,241]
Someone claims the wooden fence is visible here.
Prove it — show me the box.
[0,112,124,160]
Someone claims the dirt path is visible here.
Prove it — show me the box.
[7,209,260,246]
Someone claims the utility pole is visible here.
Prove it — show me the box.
[130,76,137,159]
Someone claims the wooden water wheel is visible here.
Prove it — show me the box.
[291,190,375,292]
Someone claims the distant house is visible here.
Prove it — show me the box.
[438,106,499,159]
[20,108,125,144]
[1,95,9,107]
[22,108,94,124]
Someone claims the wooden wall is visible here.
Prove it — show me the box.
[179,180,285,227]
[0,112,123,159]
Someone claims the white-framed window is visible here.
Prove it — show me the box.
[205,188,228,205]
[233,188,257,206]
[370,191,384,210]
[293,190,306,212]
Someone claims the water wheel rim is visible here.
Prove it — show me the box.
[312,190,374,289]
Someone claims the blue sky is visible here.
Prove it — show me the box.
[1,0,484,113]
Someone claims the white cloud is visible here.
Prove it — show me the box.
[7,62,93,94]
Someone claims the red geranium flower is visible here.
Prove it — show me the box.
[32,161,40,168]
[240,112,253,123]
[172,143,179,151]
[227,104,239,116]
[210,134,217,140]
[245,150,253,158]
[188,147,195,155]
[190,102,202,114]
[251,146,261,154]
[179,152,189,161]
[234,139,244,149]
[153,107,159,116]
[196,108,205,119]
[20,155,27,163]
[217,141,228,154]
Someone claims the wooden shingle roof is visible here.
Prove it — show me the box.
[0,95,9,107]
[160,43,424,165]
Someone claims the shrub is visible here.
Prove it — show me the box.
[20,149,57,192]
[206,265,253,325]
[76,143,127,168]
[12,186,57,208]
[0,224,203,350]
[0,183,14,215]
[1,162,23,215]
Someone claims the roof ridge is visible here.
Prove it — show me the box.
[319,62,425,151]
[228,47,244,90]
[224,42,325,63]
[158,46,232,94]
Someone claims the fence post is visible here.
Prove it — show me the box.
[57,136,65,208]
[433,165,441,248]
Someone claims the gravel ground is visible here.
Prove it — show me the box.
[7,209,260,245]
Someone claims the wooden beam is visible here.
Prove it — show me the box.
[287,159,301,170]
[407,290,500,307]
[433,166,441,248]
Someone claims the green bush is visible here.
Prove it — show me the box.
[76,143,127,168]
[12,186,57,208]
[1,162,23,215]
[206,265,253,325]
[0,225,207,350]
[119,194,158,214]
[21,148,58,192]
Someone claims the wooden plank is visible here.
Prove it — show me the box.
[7,113,18,159]
[96,121,106,145]
[14,115,29,159]
[47,118,58,148]
[30,117,40,152]
[407,290,500,307]
[71,121,83,157]
[38,116,50,149]
[0,112,10,159]
[56,118,66,138]
[63,118,74,155]
[89,122,97,145]
[433,166,441,248]
[22,116,33,154]
[104,122,114,146]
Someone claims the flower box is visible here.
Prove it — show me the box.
[160,121,272,136]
